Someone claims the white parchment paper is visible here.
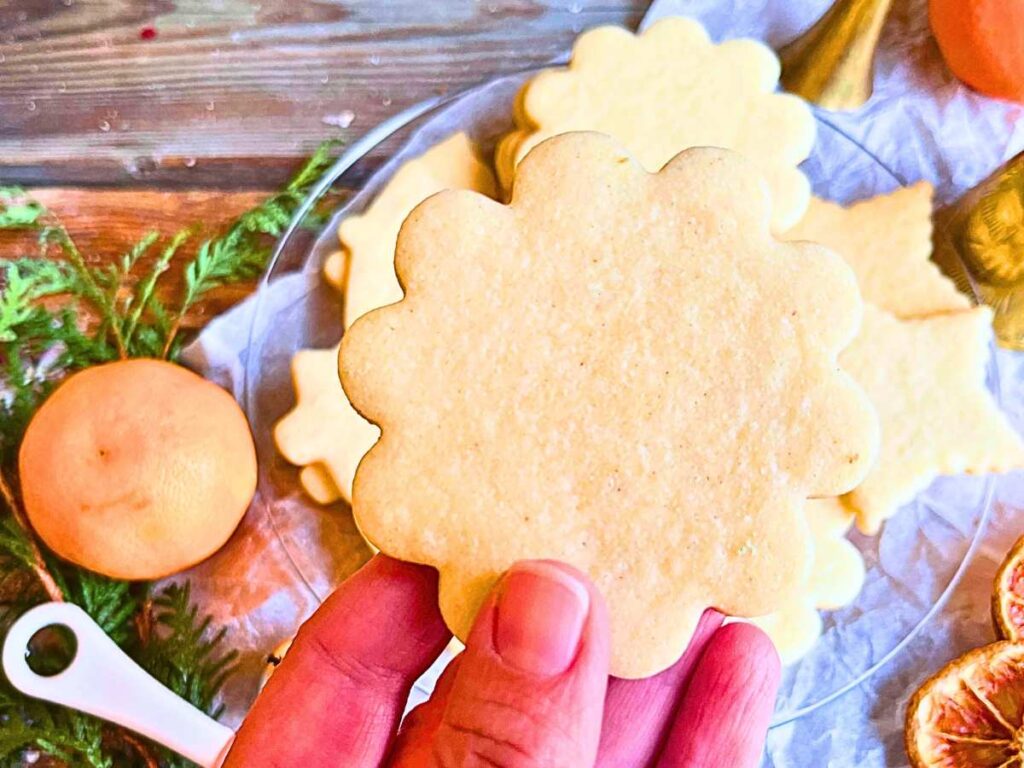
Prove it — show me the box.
[181,1,1024,764]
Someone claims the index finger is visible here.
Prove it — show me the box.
[226,555,451,768]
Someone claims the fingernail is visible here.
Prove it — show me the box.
[494,561,589,676]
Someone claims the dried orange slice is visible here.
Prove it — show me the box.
[906,641,1024,767]
[994,535,1024,642]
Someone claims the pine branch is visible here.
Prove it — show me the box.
[162,139,340,357]
[137,583,238,718]
[60,569,138,648]
[0,473,63,603]
[0,188,45,229]
[0,683,111,768]
[123,229,190,353]
[37,226,128,360]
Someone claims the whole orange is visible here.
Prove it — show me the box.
[19,359,257,580]
[930,0,1024,103]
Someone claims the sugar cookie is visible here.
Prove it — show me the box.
[753,498,864,664]
[274,345,380,504]
[496,17,815,232]
[841,305,1024,533]
[336,132,497,326]
[785,183,968,318]
[323,249,347,294]
[298,463,342,505]
[341,132,878,678]
[285,134,496,505]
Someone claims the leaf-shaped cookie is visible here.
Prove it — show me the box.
[496,17,815,232]
[341,132,878,677]
[784,183,969,318]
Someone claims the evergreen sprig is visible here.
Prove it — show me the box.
[0,141,340,766]
[138,583,239,719]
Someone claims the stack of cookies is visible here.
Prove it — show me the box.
[274,17,1024,671]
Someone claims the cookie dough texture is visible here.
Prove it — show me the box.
[341,132,879,678]
[784,182,968,318]
[495,17,815,232]
[841,305,1024,534]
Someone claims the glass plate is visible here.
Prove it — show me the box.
[241,73,996,725]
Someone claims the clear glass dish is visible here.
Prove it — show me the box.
[241,72,997,725]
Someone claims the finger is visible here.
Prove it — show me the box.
[656,623,781,768]
[226,555,451,768]
[422,560,611,768]
[596,609,724,768]
[396,610,725,768]
[385,656,463,765]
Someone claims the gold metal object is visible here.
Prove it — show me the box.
[779,0,894,111]
[935,152,1024,350]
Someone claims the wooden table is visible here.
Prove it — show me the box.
[0,1,646,326]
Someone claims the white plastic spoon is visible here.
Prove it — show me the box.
[2,602,235,768]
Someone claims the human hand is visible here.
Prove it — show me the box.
[226,555,780,767]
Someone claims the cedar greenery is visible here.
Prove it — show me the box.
[0,141,340,767]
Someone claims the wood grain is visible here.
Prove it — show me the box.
[0,187,282,330]
[0,0,646,188]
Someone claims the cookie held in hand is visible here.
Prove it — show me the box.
[341,132,879,678]
[751,498,864,664]
[328,132,497,328]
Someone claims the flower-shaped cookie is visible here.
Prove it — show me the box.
[341,132,879,678]
[496,17,815,232]
[280,134,496,506]
[328,132,497,327]
[752,498,865,664]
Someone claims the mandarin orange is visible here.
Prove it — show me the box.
[930,0,1024,103]
[19,359,257,580]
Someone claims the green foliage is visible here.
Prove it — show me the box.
[0,142,341,766]
[0,189,44,230]
[0,683,111,768]
[139,583,239,718]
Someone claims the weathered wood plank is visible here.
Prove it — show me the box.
[0,187,282,330]
[0,1,646,188]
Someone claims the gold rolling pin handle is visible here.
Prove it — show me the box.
[935,152,1024,350]
[779,0,894,112]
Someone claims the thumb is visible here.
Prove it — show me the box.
[397,560,610,768]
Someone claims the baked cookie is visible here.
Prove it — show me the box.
[322,249,347,295]
[495,17,815,232]
[283,134,496,506]
[274,345,380,505]
[341,132,879,677]
[298,463,342,505]
[332,132,497,327]
[752,498,864,664]
[785,183,969,318]
[841,305,1024,534]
